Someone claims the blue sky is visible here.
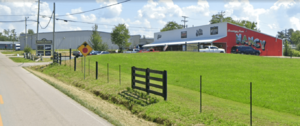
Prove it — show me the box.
[0,0,299,38]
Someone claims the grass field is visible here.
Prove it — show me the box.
[10,57,52,63]
[30,52,300,125]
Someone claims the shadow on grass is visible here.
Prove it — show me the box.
[118,89,159,107]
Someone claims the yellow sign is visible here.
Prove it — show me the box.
[78,41,93,57]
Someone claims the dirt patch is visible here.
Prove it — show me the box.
[26,67,158,126]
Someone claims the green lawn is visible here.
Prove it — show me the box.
[31,52,300,125]
[10,57,52,63]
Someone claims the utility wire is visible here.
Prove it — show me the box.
[56,18,160,29]
[56,0,130,17]
[0,20,37,22]
[40,12,54,29]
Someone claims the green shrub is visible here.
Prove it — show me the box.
[24,45,32,53]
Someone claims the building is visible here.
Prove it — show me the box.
[0,41,20,50]
[143,22,283,56]
[19,30,153,55]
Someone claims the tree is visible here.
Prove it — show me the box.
[28,29,34,35]
[160,21,184,32]
[283,39,292,56]
[88,24,108,51]
[290,30,300,45]
[209,12,260,32]
[277,28,295,44]
[111,24,130,52]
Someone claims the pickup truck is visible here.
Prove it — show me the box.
[199,46,225,53]
[138,49,159,53]
[73,51,82,57]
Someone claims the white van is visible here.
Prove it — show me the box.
[15,44,20,51]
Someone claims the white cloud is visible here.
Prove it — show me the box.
[65,13,77,20]
[81,14,97,22]
[0,4,11,15]
[290,17,300,30]
[158,20,167,26]
[270,0,295,10]
[96,0,122,18]
[71,7,82,13]
[137,0,182,19]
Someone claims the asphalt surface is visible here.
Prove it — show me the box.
[0,52,112,126]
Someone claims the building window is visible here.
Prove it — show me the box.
[181,31,187,38]
[210,26,218,35]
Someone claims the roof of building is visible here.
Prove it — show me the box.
[155,22,281,40]
[0,41,20,44]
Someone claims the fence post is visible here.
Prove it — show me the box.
[163,70,167,101]
[65,52,66,66]
[185,42,187,51]
[250,82,252,126]
[119,65,121,85]
[198,42,200,52]
[96,61,98,80]
[74,57,76,71]
[107,63,109,83]
[131,66,135,89]
[59,53,62,65]
[200,75,202,113]
[69,48,71,60]
[146,68,150,95]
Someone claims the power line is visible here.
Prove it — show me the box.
[181,16,188,28]
[0,20,37,22]
[0,15,36,16]
[40,12,54,29]
[56,0,130,17]
[56,18,160,29]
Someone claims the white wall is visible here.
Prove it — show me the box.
[154,22,227,43]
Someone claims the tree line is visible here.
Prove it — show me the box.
[0,29,35,41]
[88,24,130,52]
[160,12,260,32]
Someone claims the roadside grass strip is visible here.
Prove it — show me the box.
[9,57,52,63]
[29,52,300,125]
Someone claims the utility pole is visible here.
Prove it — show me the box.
[53,2,55,56]
[219,11,225,22]
[181,16,188,28]
[25,17,29,47]
[36,0,40,41]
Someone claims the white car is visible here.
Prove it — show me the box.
[199,46,225,53]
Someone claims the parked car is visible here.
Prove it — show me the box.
[97,51,110,55]
[231,45,260,55]
[73,51,82,57]
[199,46,225,53]
[89,50,99,55]
[138,48,159,53]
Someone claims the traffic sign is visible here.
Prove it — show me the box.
[78,41,93,57]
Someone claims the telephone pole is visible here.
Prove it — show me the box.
[53,2,55,55]
[36,0,40,40]
[181,16,188,28]
[219,11,225,22]
[25,17,29,47]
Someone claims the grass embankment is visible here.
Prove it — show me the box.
[10,57,52,63]
[30,52,300,126]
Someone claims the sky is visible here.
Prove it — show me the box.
[0,0,300,38]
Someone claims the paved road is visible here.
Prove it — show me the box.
[0,53,112,126]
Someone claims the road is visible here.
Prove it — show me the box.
[0,52,112,126]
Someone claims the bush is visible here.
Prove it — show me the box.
[296,44,300,51]
[291,49,300,57]
[24,45,32,53]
